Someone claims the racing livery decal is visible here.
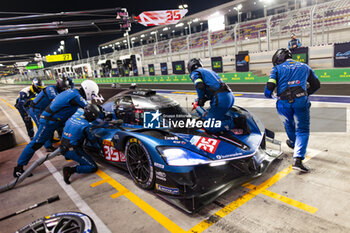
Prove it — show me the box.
[155,184,179,195]
[103,140,126,162]
[190,136,220,154]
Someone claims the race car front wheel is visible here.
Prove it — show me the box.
[16,212,97,233]
[125,138,155,190]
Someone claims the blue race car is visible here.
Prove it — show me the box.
[84,88,283,213]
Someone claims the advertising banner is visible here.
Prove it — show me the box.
[211,57,223,73]
[172,60,185,74]
[148,64,155,75]
[291,47,309,64]
[235,53,249,72]
[334,42,350,67]
[160,62,168,75]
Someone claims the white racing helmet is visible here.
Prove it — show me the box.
[81,80,99,100]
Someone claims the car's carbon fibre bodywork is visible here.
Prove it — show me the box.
[84,89,283,213]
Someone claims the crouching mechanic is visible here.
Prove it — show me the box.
[188,58,235,133]
[61,104,101,184]
[28,78,70,152]
[13,80,99,177]
[264,48,320,172]
[15,78,44,139]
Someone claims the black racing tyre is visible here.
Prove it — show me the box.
[125,138,155,190]
[0,124,16,151]
[16,212,97,233]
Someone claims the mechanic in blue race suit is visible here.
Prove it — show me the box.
[28,78,70,152]
[60,104,101,184]
[264,48,320,172]
[15,78,44,139]
[187,58,235,133]
[13,80,99,178]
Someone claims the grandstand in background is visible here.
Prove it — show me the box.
[16,0,350,80]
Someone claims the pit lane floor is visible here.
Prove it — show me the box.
[1,85,350,233]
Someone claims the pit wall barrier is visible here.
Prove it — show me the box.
[14,68,350,85]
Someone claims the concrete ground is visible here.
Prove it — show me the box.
[0,84,349,233]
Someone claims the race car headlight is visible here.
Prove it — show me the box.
[157,147,211,166]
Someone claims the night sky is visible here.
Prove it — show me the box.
[0,0,232,59]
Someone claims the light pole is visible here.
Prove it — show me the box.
[75,36,83,60]
[187,22,192,36]
[234,4,243,23]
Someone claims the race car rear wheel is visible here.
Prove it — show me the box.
[125,138,155,190]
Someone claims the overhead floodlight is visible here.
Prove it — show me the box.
[175,23,184,27]
[141,34,145,38]
[193,18,199,22]
[178,5,184,9]
[60,40,65,45]
[208,12,225,32]
[236,4,243,11]
[115,42,120,45]
[163,27,169,31]
[150,31,157,35]
[172,30,175,33]
[123,39,127,42]
[59,45,64,50]
[183,4,188,8]
[131,37,136,40]
[74,36,79,39]
[109,44,113,47]
[54,52,57,55]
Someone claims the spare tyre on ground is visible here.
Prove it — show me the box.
[0,124,16,151]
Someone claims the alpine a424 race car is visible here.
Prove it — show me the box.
[85,88,283,213]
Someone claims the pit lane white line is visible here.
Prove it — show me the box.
[0,104,111,233]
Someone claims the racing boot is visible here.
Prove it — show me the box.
[286,140,294,149]
[13,165,33,178]
[292,158,310,173]
[63,166,76,184]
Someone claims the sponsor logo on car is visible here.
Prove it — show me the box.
[155,184,179,195]
[164,136,179,140]
[216,153,243,159]
[190,136,220,154]
[155,171,167,181]
[154,162,164,169]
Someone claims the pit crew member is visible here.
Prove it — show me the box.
[61,104,101,184]
[264,48,320,172]
[188,58,235,133]
[15,78,44,139]
[13,80,99,177]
